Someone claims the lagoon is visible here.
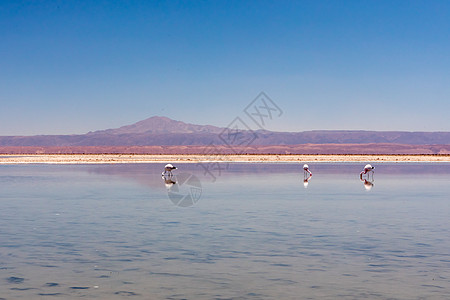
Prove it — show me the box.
[0,163,449,299]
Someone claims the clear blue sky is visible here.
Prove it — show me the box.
[1,0,449,135]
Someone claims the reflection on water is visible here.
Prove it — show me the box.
[361,178,374,191]
[0,163,449,299]
[163,172,203,208]
[162,173,176,190]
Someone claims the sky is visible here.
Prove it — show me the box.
[1,0,449,135]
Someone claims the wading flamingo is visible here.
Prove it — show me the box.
[162,164,177,177]
[303,164,312,188]
[360,164,374,178]
[360,164,375,190]
[303,164,312,176]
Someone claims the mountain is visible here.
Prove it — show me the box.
[90,116,223,135]
[0,116,449,150]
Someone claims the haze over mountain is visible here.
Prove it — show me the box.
[0,116,449,149]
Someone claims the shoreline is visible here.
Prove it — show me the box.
[1,154,449,164]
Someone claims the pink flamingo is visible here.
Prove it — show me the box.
[162,164,177,177]
[360,164,375,187]
[360,164,374,177]
[303,164,312,177]
[303,164,312,188]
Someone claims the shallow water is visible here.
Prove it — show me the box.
[0,163,449,299]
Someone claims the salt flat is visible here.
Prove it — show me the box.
[0,154,449,164]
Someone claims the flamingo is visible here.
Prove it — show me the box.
[303,164,312,176]
[303,164,312,188]
[360,164,375,188]
[360,164,374,177]
[162,163,177,177]
[303,164,312,178]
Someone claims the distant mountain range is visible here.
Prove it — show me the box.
[0,116,449,154]
[1,116,449,146]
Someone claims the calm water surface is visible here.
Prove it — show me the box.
[0,163,449,299]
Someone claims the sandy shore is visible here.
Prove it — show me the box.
[1,154,449,164]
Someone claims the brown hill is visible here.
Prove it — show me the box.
[0,116,449,148]
[0,144,449,155]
